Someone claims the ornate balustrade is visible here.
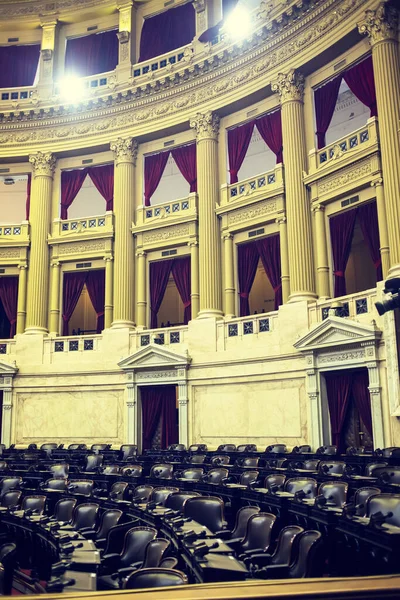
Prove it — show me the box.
[132,325,188,351]
[49,212,113,244]
[0,221,29,246]
[54,70,116,98]
[135,193,198,230]
[132,44,194,80]
[308,288,378,324]
[46,334,101,356]
[218,312,278,347]
[220,164,284,207]
[0,85,36,109]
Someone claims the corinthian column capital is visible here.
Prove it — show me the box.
[29,152,56,178]
[190,111,220,141]
[271,69,305,103]
[111,137,138,165]
[358,3,398,45]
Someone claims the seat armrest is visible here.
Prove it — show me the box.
[239,547,266,557]
[80,530,96,540]
[244,553,273,567]
[213,529,232,540]
[264,564,290,579]
[78,526,95,534]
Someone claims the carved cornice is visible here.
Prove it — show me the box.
[29,152,56,177]
[358,3,398,45]
[271,69,305,102]
[110,137,138,165]
[190,111,220,141]
[0,0,113,19]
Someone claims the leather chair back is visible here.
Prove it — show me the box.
[285,478,317,498]
[50,463,69,478]
[292,445,312,453]
[367,493,400,526]
[91,444,109,452]
[210,455,230,466]
[374,467,400,484]
[178,468,203,481]
[239,470,259,487]
[72,503,99,530]
[96,509,123,540]
[318,481,348,507]
[365,462,387,476]
[102,465,120,475]
[316,445,337,455]
[165,491,201,512]
[22,495,46,515]
[264,474,286,493]
[120,445,137,461]
[109,482,129,501]
[68,444,81,450]
[133,485,153,502]
[167,444,186,451]
[189,444,207,452]
[102,521,138,556]
[0,462,7,472]
[241,512,276,553]
[0,477,22,497]
[68,479,94,496]
[40,443,58,456]
[302,459,320,471]
[142,538,170,568]
[346,446,365,455]
[54,498,77,522]
[0,543,17,595]
[123,568,188,589]
[186,454,206,464]
[1,491,21,509]
[265,444,287,454]
[121,464,142,477]
[230,506,260,539]
[353,487,381,517]
[236,457,259,468]
[184,496,227,532]
[217,444,236,452]
[159,557,178,569]
[237,444,257,452]
[204,468,229,484]
[151,487,179,506]
[318,461,346,475]
[269,525,304,566]
[85,454,103,471]
[289,530,323,577]
[150,464,173,479]
[120,527,157,567]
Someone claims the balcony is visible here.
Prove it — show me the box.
[53,70,116,99]
[220,164,284,208]
[217,312,278,352]
[132,325,188,352]
[308,288,378,325]
[0,85,37,110]
[0,221,29,247]
[49,212,114,244]
[131,44,194,81]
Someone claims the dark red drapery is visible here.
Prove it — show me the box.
[141,385,178,450]
[352,370,373,437]
[255,110,283,164]
[139,2,195,63]
[144,152,170,206]
[325,371,353,452]
[0,277,18,338]
[171,144,197,193]
[357,201,383,281]
[26,174,31,221]
[85,270,106,333]
[88,164,114,212]
[227,121,255,184]
[0,44,40,88]
[198,0,239,43]
[256,235,282,310]
[150,259,174,328]
[329,209,357,297]
[171,256,191,324]
[62,271,88,336]
[314,75,342,149]
[343,56,377,118]
[237,242,260,317]
[61,169,88,219]
[65,29,118,77]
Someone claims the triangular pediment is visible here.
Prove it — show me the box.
[118,344,191,371]
[0,360,18,375]
[294,316,381,352]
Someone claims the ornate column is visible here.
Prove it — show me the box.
[372,179,390,279]
[136,250,147,328]
[104,256,114,329]
[188,241,200,319]
[312,204,330,300]
[193,0,208,38]
[276,215,290,304]
[2,385,13,448]
[126,373,137,444]
[49,261,61,335]
[222,233,235,318]
[116,1,136,82]
[38,18,58,98]
[178,380,189,447]
[190,112,223,319]
[26,152,56,334]
[16,265,27,335]
[272,71,316,302]
[110,138,137,329]
[359,5,400,277]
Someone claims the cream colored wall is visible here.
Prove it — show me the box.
[0,178,28,223]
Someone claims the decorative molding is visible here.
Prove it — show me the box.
[136,371,177,380]
[190,111,220,141]
[271,69,305,102]
[318,349,365,364]
[358,3,398,45]
[0,248,21,259]
[110,137,138,166]
[29,152,56,178]
[227,199,278,226]
[143,224,191,245]
[318,160,372,195]
[56,239,106,255]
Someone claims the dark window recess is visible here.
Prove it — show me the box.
[0,169,10,174]
[161,250,177,257]
[0,270,5,274]
[341,196,359,208]
[76,263,92,269]
[164,140,174,147]
[87,25,98,31]
[82,159,93,165]
[8,38,19,43]
[248,228,265,239]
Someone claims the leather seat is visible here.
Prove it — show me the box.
[285,477,317,499]
[101,465,121,475]
[373,467,400,485]
[69,502,99,530]
[150,487,179,506]
[40,443,58,457]
[50,463,69,478]
[189,444,207,452]
[123,568,188,589]
[52,498,77,522]
[318,461,346,475]
[1,491,21,509]
[133,485,153,503]
[235,512,276,556]
[184,496,227,533]
[344,486,381,517]
[68,443,86,450]
[202,468,229,484]
[121,464,142,477]
[374,447,400,458]
[99,521,139,555]
[168,444,186,451]
[316,445,337,455]
[82,508,122,542]
[365,462,387,476]
[248,525,304,569]
[41,478,68,492]
[165,491,201,513]
[0,462,8,472]
[83,454,103,472]
[22,495,46,515]
[67,479,94,496]
[223,506,260,542]
[264,474,286,493]
[366,493,400,526]
[108,482,129,501]
[226,471,259,487]
[265,444,287,454]
[119,445,138,461]
[210,455,230,466]
[149,464,173,479]
[235,457,259,468]
[91,444,110,452]
[174,468,203,481]
[291,445,312,453]
[237,444,257,452]
[262,530,323,578]
[99,527,157,576]
[0,477,22,497]
[185,454,206,464]
[316,481,348,508]
[0,543,17,594]
[299,459,320,471]
[217,444,236,452]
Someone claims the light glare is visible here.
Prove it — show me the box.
[58,75,86,104]
[223,5,252,39]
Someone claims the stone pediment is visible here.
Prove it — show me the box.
[0,360,18,375]
[294,316,381,352]
[118,344,191,372]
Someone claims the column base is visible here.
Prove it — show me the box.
[111,320,136,329]
[387,264,400,280]
[197,309,224,320]
[288,291,318,303]
[24,326,48,335]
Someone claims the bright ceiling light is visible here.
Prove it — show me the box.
[58,75,86,104]
[223,5,252,40]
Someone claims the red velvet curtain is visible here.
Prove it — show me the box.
[26,174,31,220]
[171,144,197,193]
[314,75,342,149]
[357,201,382,281]
[343,56,377,118]
[85,270,105,333]
[88,164,114,211]
[61,169,88,219]
[329,209,357,297]
[0,44,40,88]
[160,386,179,448]
[141,387,163,450]
[325,371,353,452]
[352,370,373,437]
[62,271,88,335]
[171,256,191,324]
[237,242,260,317]
[227,121,255,184]
[0,277,18,338]
[139,2,196,62]
[255,110,283,163]
[256,235,282,310]
[144,152,170,206]
[65,30,118,77]
[150,259,174,328]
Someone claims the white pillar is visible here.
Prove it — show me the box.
[2,387,13,447]
[126,376,137,444]
[178,380,189,447]
[366,354,385,448]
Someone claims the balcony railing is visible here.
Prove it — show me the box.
[0,221,29,244]
[308,288,378,324]
[218,312,278,344]
[132,325,188,351]
[51,212,113,240]
[47,335,101,355]
[0,86,35,104]
[220,164,284,206]
[136,193,197,227]
[132,44,193,80]
[53,70,116,98]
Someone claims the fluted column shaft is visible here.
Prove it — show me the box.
[359,5,400,276]
[110,138,137,328]
[25,152,56,334]
[49,261,61,335]
[190,112,223,318]
[372,179,390,279]
[272,71,316,302]
[276,216,290,304]
[188,241,200,319]
[104,256,114,329]
[313,205,330,300]
[16,265,27,335]
[136,251,147,328]
[222,233,235,317]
